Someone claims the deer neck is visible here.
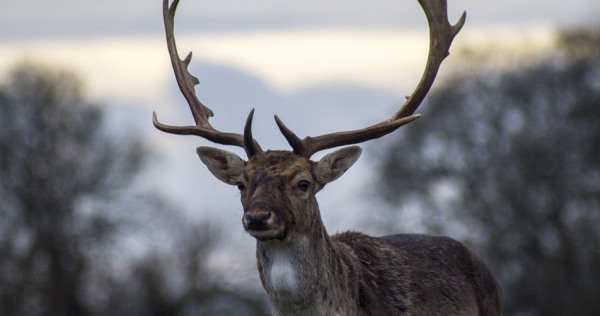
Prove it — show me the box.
[255,205,358,315]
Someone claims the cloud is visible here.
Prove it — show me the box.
[2,0,596,40]
[0,30,425,104]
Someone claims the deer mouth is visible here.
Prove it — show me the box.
[246,228,287,241]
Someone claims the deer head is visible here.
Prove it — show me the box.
[153,0,465,238]
[197,146,362,241]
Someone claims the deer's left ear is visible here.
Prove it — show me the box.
[314,146,362,185]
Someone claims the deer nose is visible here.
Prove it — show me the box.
[244,210,272,230]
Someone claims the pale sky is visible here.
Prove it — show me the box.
[2,0,597,287]
[2,0,597,39]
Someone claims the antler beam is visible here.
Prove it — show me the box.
[393,0,466,119]
[275,0,466,158]
[152,0,262,157]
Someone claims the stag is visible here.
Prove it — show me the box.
[153,0,502,315]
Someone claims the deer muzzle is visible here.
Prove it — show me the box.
[242,203,286,240]
[243,210,272,231]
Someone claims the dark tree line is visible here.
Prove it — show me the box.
[0,61,268,315]
[376,28,600,316]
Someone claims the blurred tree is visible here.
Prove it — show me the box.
[90,197,269,316]
[0,62,269,315]
[0,61,145,315]
[376,28,600,316]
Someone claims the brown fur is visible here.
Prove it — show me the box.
[199,149,502,315]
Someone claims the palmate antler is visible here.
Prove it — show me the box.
[153,0,466,159]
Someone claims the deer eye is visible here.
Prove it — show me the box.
[297,180,310,191]
[236,182,245,192]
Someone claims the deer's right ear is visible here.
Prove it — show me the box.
[196,147,246,185]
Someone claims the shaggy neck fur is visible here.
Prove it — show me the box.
[255,218,359,316]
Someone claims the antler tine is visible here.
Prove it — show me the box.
[275,114,421,157]
[276,0,465,158]
[153,0,262,157]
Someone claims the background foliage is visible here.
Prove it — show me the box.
[376,28,600,315]
[0,62,268,316]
